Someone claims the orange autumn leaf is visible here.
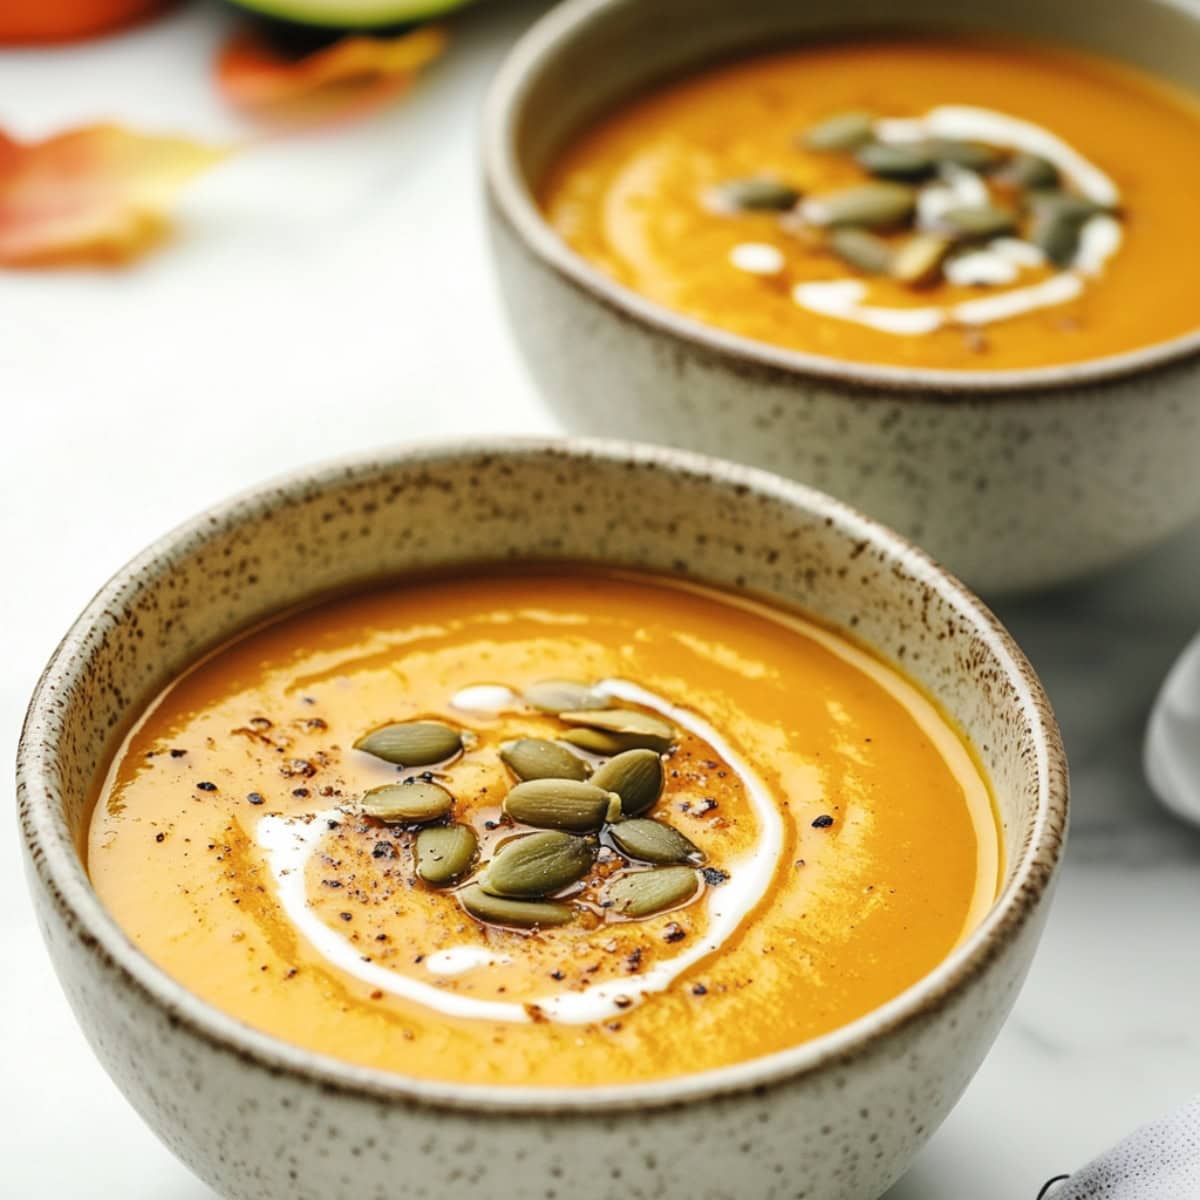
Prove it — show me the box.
[216,25,447,128]
[0,124,228,267]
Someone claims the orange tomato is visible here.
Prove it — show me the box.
[0,0,171,44]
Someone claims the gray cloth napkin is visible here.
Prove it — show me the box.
[1145,631,1200,827]
[1042,1097,1200,1199]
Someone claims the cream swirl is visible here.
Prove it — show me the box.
[257,679,784,1026]
[788,105,1122,336]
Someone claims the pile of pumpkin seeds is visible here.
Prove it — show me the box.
[712,108,1120,287]
[351,681,711,932]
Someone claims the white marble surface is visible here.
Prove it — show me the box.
[2,3,1199,1197]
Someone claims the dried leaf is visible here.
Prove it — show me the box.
[0,124,228,267]
[216,25,447,128]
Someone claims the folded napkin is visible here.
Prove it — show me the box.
[1145,631,1200,827]
[1040,1097,1200,1199]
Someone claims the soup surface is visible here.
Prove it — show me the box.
[540,37,1200,370]
[90,569,999,1086]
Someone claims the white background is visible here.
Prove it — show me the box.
[2,2,1199,1196]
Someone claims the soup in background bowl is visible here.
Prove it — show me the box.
[540,36,1200,372]
[19,439,1066,1200]
[485,0,1200,592]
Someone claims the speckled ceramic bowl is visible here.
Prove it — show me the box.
[19,440,1067,1200]
[484,0,1200,594]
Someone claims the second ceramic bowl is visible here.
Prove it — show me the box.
[484,0,1200,594]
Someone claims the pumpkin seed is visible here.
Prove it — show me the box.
[713,177,801,212]
[891,233,952,286]
[1029,192,1109,223]
[500,738,591,782]
[361,781,453,824]
[803,182,916,229]
[802,109,875,151]
[610,819,703,865]
[559,709,676,753]
[935,204,1018,241]
[590,749,663,817]
[559,728,638,755]
[503,779,622,832]
[607,867,700,918]
[481,831,595,899]
[855,141,936,181]
[1027,192,1110,266]
[997,152,1058,190]
[523,679,611,714]
[416,823,477,886]
[931,139,1006,172]
[1030,210,1080,265]
[829,228,892,275]
[459,884,574,929]
[354,720,462,766]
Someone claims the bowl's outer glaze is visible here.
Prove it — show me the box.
[19,442,1067,1200]
[484,0,1200,595]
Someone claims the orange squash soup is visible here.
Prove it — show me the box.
[540,37,1200,370]
[89,569,999,1086]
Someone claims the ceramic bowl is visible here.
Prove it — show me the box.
[483,0,1200,595]
[19,439,1067,1200]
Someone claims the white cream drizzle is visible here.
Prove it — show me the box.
[1076,214,1122,276]
[793,280,943,336]
[939,161,991,209]
[449,683,519,716]
[915,183,958,229]
[876,105,1119,204]
[990,237,1047,269]
[954,271,1083,326]
[944,249,1020,287]
[256,679,785,1026]
[256,814,525,1023]
[914,166,989,231]
[425,947,512,976]
[730,242,785,276]
[789,105,1123,337]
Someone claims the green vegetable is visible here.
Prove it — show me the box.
[225,0,476,34]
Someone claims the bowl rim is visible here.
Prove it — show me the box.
[18,436,1069,1114]
[482,0,1200,397]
